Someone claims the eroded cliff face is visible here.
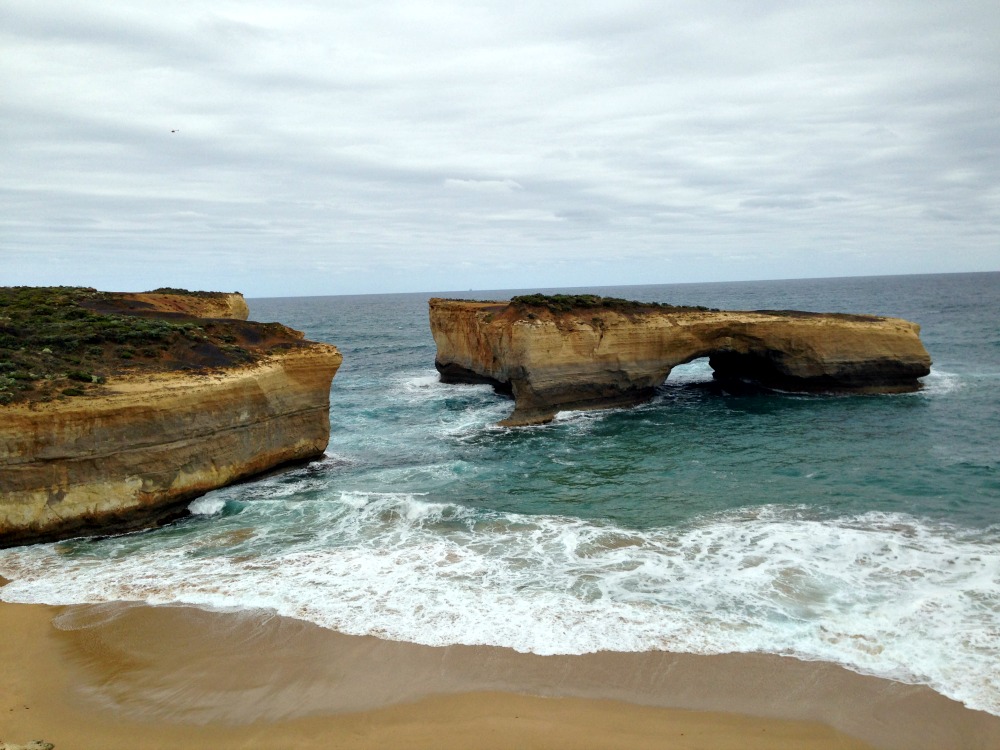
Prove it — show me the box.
[0,345,341,546]
[429,298,932,426]
[0,288,341,547]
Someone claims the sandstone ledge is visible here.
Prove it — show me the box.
[0,288,342,547]
[0,345,341,547]
[429,297,932,426]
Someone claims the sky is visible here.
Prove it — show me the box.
[2,0,998,297]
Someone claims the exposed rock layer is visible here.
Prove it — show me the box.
[430,298,932,426]
[1,292,341,547]
[89,291,250,320]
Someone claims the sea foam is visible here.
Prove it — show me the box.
[2,495,997,716]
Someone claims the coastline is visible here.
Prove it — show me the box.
[3,591,998,749]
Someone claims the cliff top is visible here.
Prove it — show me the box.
[0,286,304,405]
[143,287,240,296]
[510,293,718,314]
[432,294,884,323]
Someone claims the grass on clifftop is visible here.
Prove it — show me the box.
[144,287,241,297]
[0,286,288,405]
[510,294,718,314]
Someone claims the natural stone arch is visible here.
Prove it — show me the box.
[430,298,932,426]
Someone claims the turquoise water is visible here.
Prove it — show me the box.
[2,272,998,714]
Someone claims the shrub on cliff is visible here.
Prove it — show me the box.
[510,294,718,314]
[144,287,241,297]
[0,286,269,405]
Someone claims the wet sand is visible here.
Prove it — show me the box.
[2,593,998,749]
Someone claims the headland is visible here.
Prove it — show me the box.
[0,287,342,547]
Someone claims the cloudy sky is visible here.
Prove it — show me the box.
[2,0,998,296]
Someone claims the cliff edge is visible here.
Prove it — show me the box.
[1,287,342,547]
[430,295,932,426]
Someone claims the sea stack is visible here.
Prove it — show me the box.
[0,287,342,547]
[430,295,932,426]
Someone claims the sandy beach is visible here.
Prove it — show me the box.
[2,582,999,750]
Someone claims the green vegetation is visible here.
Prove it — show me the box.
[144,287,239,296]
[510,293,718,314]
[0,286,260,405]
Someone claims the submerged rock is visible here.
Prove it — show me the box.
[429,295,931,426]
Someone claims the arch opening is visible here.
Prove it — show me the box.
[664,356,714,386]
[662,348,803,393]
[708,349,794,389]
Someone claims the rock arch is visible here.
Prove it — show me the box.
[430,298,932,426]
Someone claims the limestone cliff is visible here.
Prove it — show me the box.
[95,290,250,320]
[430,296,932,426]
[0,346,340,546]
[1,289,341,547]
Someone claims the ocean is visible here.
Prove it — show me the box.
[1,271,998,716]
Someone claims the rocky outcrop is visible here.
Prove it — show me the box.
[0,291,341,547]
[430,297,932,426]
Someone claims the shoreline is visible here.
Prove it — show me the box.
[2,594,998,749]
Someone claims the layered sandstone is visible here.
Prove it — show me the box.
[430,297,932,426]
[93,291,250,320]
[1,291,341,547]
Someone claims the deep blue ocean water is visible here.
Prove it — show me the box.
[2,272,998,714]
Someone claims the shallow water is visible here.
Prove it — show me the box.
[2,272,998,715]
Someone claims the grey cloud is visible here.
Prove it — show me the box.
[1,0,997,295]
